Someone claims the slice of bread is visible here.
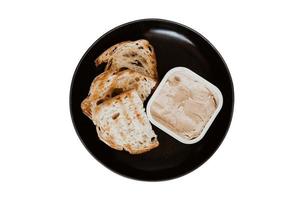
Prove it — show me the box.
[81,69,156,119]
[81,70,118,118]
[95,39,158,80]
[92,90,159,154]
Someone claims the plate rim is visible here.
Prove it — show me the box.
[69,18,235,181]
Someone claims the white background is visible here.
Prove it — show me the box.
[0,0,299,199]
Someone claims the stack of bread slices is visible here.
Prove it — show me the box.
[81,39,159,154]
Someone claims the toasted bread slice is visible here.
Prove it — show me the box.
[81,69,156,119]
[95,39,158,80]
[92,90,159,154]
[81,70,119,118]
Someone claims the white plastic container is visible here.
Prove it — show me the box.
[146,67,223,144]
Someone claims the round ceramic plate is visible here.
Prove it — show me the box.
[70,19,234,181]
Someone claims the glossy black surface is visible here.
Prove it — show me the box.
[70,19,234,181]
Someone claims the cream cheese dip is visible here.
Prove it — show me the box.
[147,67,223,144]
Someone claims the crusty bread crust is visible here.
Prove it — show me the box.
[95,39,158,80]
[123,142,159,154]
[94,41,128,65]
[97,126,159,154]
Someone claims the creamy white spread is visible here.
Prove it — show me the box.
[150,71,217,140]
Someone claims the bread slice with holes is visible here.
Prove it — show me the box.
[95,39,158,80]
[81,69,156,119]
[92,89,159,154]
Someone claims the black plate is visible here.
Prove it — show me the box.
[70,19,234,181]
